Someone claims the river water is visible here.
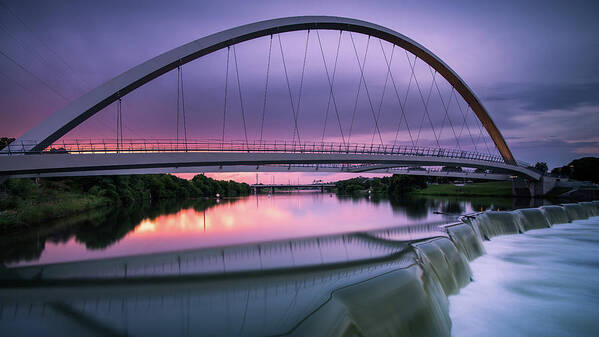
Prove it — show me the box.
[1,193,598,336]
[450,216,599,337]
[3,193,514,266]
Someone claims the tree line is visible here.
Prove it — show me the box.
[335,175,428,196]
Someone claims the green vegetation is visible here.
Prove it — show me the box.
[0,174,251,232]
[534,162,548,173]
[544,186,573,198]
[0,198,233,264]
[0,137,15,150]
[335,175,428,196]
[335,175,513,198]
[413,181,513,197]
[551,157,599,184]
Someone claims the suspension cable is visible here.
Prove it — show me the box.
[454,94,478,151]
[390,52,415,146]
[349,33,383,145]
[416,69,437,146]
[180,64,188,150]
[116,97,121,152]
[278,34,301,143]
[318,30,342,144]
[292,30,310,145]
[316,30,345,146]
[221,47,230,147]
[232,45,249,150]
[474,109,492,155]
[119,98,123,148]
[259,35,273,143]
[406,51,440,147]
[176,66,180,145]
[429,66,459,149]
[371,40,394,144]
[348,33,368,144]
[115,97,123,151]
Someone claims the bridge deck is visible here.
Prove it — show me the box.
[0,140,541,180]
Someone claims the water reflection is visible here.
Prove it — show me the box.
[0,219,452,337]
[0,195,584,337]
[0,198,226,265]
[3,193,536,266]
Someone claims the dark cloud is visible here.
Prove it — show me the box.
[484,82,599,111]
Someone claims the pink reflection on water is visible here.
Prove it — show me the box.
[15,193,460,266]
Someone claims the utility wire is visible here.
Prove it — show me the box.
[0,49,69,101]
[0,0,90,90]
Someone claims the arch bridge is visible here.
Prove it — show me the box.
[0,16,541,184]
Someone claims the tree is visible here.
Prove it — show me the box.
[551,157,599,183]
[534,162,548,173]
[0,137,15,151]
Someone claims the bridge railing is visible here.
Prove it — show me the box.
[1,138,511,165]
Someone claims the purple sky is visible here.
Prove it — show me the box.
[1,0,598,177]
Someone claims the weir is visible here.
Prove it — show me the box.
[1,201,598,337]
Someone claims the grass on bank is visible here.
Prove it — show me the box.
[0,190,111,232]
[413,181,513,197]
[0,174,252,233]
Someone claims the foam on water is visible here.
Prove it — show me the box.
[450,216,599,337]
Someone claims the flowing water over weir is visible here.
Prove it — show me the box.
[1,201,598,336]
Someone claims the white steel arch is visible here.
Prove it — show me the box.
[8,16,516,164]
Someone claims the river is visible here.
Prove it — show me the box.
[0,193,597,336]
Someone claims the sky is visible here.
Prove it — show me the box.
[1,0,598,183]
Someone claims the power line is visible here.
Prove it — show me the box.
[0,49,70,101]
[0,0,90,90]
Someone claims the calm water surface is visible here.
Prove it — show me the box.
[5,192,515,266]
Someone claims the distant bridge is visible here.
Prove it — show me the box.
[0,16,544,193]
[251,182,336,192]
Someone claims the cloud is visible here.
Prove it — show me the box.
[484,82,599,111]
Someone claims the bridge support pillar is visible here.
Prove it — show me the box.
[512,176,555,197]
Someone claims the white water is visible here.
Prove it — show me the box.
[450,216,599,337]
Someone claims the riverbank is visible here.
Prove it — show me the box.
[413,181,513,197]
[0,174,251,233]
[334,177,514,198]
[0,190,110,232]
